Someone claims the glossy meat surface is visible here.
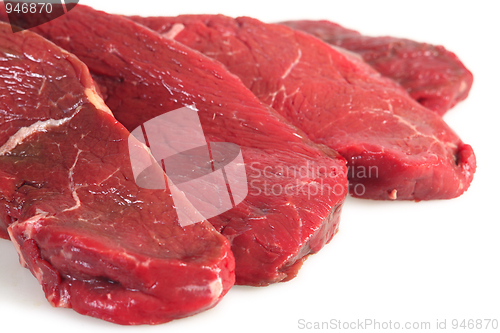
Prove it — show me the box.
[0,21,235,324]
[280,20,473,115]
[3,6,348,286]
[131,14,476,200]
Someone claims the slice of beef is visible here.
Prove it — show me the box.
[129,14,476,201]
[280,20,473,115]
[2,6,348,286]
[0,21,235,324]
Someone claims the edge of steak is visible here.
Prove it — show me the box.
[129,14,476,201]
[0,21,235,324]
[1,5,349,286]
[280,20,473,115]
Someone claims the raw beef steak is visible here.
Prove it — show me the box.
[280,20,473,115]
[3,6,348,286]
[130,14,476,201]
[0,21,235,324]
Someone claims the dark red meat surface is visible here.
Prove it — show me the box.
[0,22,235,324]
[130,14,476,201]
[1,6,348,286]
[280,20,473,115]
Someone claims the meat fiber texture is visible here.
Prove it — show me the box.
[280,20,473,116]
[0,22,236,324]
[1,5,348,286]
[130,14,476,201]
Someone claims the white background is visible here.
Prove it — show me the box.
[0,0,498,332]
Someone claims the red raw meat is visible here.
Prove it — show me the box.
[0,22,234,324]
[1,6,348,286]
[280,20,473,115]
[130,14,476,201]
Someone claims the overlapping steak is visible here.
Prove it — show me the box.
[130,14,476,200]
[2,6,348,286]
[280,20,473,115]
[0,21,235,324]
